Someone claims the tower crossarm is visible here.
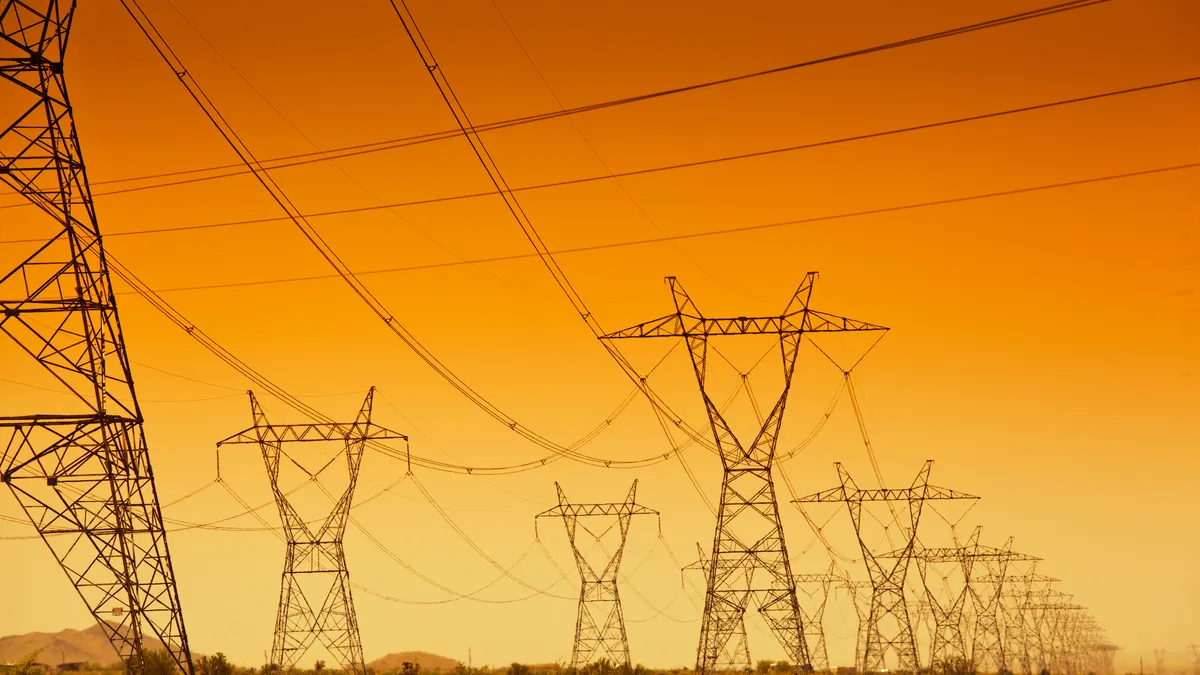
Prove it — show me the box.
[218,422,406,446]
[794,485,980,504]
[880,545,1041,563]
[975,573,1058,584]
[602,308,887,339]
[536,503,659,519]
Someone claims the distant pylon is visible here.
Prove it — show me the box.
[835,574,874,671]
[1190,645,1199,675]
[998,570,1058,674]
[794,565,838,672]
[536,480,658,670]
[795,461,980,674]
[1155,649,1168,675]
[968,548,1044,675]
[0,3,192,673]
[218,389,404,674]
[604,273,886,673]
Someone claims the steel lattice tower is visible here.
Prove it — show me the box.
[796,461,979,674]
[885,532,1039,675]
[217,389,403,674]
[967,545,1042,674]
[0,3,192,673]
[794,567,838,672]
[536,481,658,670]
[998,571,1058,674]
[605,273,886,673]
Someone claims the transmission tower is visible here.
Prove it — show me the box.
[794,566,838,672]
[885,531,1040,675]
[899,528,985,675]
[604,273,886,673]
[997,571,1058,674]
[217,389,403,674]
[969,556,1046,675]
[1190,645,1199,675]
[835,573,874,672]
[0,3,192,673]
[795,461,980,674]
[536,480,658,670]
[1156,650,1168,675]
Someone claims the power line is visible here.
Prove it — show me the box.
[5,74,1189,248]
[102,160,1199,295]
[0,0,1112,207]
[118,0,717,472]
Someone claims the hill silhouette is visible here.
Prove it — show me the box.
[369,652,461,672]
[0,624,165,666]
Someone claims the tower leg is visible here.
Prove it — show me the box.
[699,467,809,673]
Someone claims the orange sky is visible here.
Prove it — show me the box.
[1,0,1197,670]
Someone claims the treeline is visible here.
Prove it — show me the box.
[3,652,807,675]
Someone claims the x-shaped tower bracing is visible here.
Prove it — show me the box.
[795,461,979,674]
[993,571,1059,674]
[536,481,658,670]
[218,389,403,674]
[793,566,840,672]
[605,273,886,673]
[963,549,1045,675]
[834,574,875,672]
[879,530,1041,675]
[0,3,192,672]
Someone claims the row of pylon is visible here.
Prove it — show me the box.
[0,4,1118,675]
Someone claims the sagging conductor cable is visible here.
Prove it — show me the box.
[118,0,716,471]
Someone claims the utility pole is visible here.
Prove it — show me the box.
[0,3,191,673]
[536,480,658,670]
[218,389,404,675]
[604,273,886,673]
[795,461,980,674]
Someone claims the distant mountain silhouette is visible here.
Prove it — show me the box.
[0,624,165,666]
[369,652,461,672]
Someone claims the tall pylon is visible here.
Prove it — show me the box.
[1190,645,1199,675]
[0,3,192,673]
[217,389,403,674]
[1155,650,1168,675]
[536,481,658,670]
[795,461,980,674]
[605,273,886,673]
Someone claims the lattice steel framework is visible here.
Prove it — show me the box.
[217,389,403,674]
[605,273,886,673]
[0,3,191,673]
[536,481,658,669]
[882,531,1039,675]
[795,461,979,674]
[682,543,752,671]
[997,571,1058,673]
[836,574,874,672]
[794,567,838,672]
[966,546,1043,674]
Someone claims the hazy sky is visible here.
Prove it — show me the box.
[1,0,1197,670]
